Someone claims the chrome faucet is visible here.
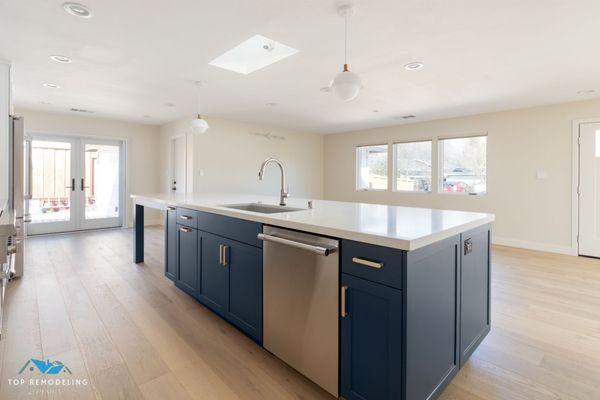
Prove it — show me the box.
[258,157,289,206]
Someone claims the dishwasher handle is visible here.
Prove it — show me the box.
[257,233,337,256]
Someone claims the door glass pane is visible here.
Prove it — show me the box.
[30,140,71,223]
[85,144,120,220]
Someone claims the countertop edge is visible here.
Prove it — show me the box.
[132,194,495,251]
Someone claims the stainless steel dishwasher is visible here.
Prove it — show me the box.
[258,226,339,397]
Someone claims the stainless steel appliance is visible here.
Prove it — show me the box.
[259,226,339,397]
[0,115,27,338]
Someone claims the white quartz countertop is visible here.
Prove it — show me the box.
[131,193,495,251]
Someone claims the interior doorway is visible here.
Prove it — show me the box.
[26,134,125,235]
[578,122,600,257]
[170,135,187,193]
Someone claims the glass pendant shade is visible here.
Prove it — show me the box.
[191,114,209,135]
[331,64,362,102]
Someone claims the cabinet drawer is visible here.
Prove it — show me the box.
[197,211,262,248]
[176,208,198,228]
[341,240,404,289]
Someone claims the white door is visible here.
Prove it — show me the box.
[27,135,124,235]
[579,122,600,257]
[170,136,186,193]
[27,136,78,234]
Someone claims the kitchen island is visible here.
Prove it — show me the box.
[131,193,494,400]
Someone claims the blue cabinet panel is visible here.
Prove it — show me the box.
[176,225,200,298]
[340,273,403,400]
[459,224,491,367]
[227,240,263,342]
[341,239,403,289]
[199,232,229,316]
[404,236,460,400]
[176,207,198,229]
[165,207,177,281]
[196,211,262,248]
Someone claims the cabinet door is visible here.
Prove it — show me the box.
[460,225,491,367]
[165,208,177,281]
[176,226,199,298]
[199,232,229,316]
[340,273,403,400]
[226,240,262,343]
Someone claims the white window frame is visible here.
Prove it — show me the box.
[438,134,488,196]
[355,143,389,191]
[392,139,433,194]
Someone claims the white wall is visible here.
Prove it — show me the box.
[159,116,324,199]
[15,108,162,226]
[324,98,600,255]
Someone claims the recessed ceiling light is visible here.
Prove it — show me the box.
[70,108,94,114]
[265,102,278,107]
[63,2,93,18]
[320,86,331,93]
[43,83,60,89]
[39,101,52,105]
[404,62,424,71]
[50,55,72,63]
[209,34,299,75]
[164,102,175,107]
[142,115,152,118]
[577,89,596,95]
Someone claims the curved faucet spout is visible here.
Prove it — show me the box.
[258,157,289,206]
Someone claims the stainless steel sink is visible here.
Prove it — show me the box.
[221,203,305,214]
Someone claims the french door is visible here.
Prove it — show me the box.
[27,135,124,235]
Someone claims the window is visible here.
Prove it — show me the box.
[440,136,487,194]
[356,144,388,190]
[393,141,432,192]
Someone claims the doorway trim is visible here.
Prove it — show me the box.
[25,130,128,233]
[571,118,600,256]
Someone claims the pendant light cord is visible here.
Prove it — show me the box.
[344,15,348,66]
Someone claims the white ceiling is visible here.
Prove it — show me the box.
[2,0,600,134]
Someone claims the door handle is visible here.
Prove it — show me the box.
[81,178,90,191]
[341,286,348,318]
[65,178,75,191]
[221,245,228,267]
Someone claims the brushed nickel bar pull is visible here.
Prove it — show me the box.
[179,215,192,220]
[222,245,228,267]
[219,244,223,265]
[179,227,192,233]
[341,286,348,318]
[167,206,176,211]
[352,257,384,269]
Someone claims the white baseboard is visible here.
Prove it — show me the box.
[493,236,577,256]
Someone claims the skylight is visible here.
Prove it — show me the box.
[209,35,299,75]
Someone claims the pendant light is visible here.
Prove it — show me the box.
[330,4,362,102]
[191,81,209,134]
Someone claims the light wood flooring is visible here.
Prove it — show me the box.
[0,226,599,399]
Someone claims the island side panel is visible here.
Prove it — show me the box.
[134,203,144,263]
[403,235,461,400]
[459,223,492,367]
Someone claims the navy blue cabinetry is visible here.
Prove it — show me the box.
[165,207,177,281]
[175,224,200,298]
[171,208,263,343]
[459,225,491,367]
[340,273,403,400]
